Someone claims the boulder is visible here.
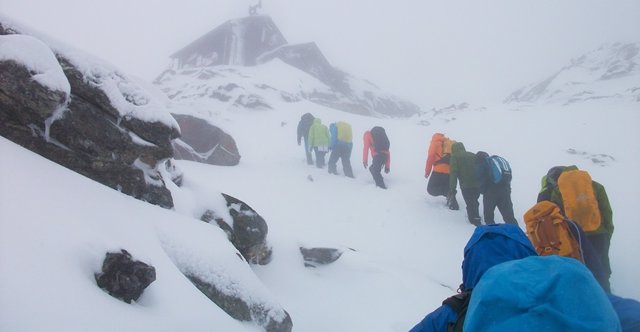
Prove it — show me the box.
[221,193,272,265]
[0,22,180,208]
[299,247,344,268]
[171,114,241,166]
[95,249,156,304]
[187,275,293,332]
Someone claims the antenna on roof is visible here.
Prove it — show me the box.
[249,0,262,16]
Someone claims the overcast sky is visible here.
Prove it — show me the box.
[3,0,639,106]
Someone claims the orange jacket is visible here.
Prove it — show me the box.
[425,133,450,177]
[363,131,391,169]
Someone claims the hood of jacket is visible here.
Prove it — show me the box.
[312,118,322,125]
[461,224,536,291]
[431,132,445,143]
[451,142,466,154]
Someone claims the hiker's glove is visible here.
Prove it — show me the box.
[384,167,390,174]
[363,162,368,168]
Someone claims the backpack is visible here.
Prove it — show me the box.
[335,122,352,143]
[464,256,621,332]
[370,126,389,151]
[438,137,455,164]
[443,291,472,332]
[557,169,602,232]
[442,137,455,155]
[523,201,584,263]
[487,155,511,184]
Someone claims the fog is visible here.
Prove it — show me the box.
[3,0,639,106]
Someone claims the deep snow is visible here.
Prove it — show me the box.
[1,89,639,331]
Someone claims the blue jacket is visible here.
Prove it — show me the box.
[409,225,536,332]
[608,294,640,332]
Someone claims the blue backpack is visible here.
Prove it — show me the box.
[487,155,511,184]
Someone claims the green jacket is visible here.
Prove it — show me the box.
[449,142,479,192]
[550,166,613,236]
[307,118,329,148]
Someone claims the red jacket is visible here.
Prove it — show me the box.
[363,131,391,169]
[425,133,450,177]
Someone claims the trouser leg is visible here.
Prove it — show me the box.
[496,184,517,224]
[304,139,313,165]
[328,149,339,174]
[482,188,498,225]
[427,172,449,197]
[369,154,386,189]
[587,233,612,283]
[341,146,354,178]
[462,187,481,226]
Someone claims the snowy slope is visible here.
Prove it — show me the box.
[2,91,639,331]
[505,42,640,105]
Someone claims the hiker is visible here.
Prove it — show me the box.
[409,224,538,332]
[296,113,315,165]
[448,142,481,225]
[464,255,621,332]
[409,224,623,332]
[424,133,458,210]
[363,126,390,189]
[328,121,354,178]
[306,118,330,168]
[538,165,614,290]
[475,151,517,224]
[524,200,610,292]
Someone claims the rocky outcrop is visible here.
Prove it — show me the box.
[171,114,241,166]
[188,275,293,332]
[0,21,180,208]
[505,42,640,105]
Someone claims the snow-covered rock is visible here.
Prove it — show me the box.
[0,16,179,208]
[172,114,241,166]
[505,42,640,105]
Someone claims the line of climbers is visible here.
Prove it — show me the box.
[425,133,517,226]
[297,119,637,330]
[297,113,391,189]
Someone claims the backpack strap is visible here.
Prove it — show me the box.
[443,291,472,332]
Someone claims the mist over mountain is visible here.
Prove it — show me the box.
[505,42,640,105]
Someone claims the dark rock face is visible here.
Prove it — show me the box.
[187,275,293,332]
[95,249,156,304]
[0,23,179,208]
[217,193,272,265]
[172,114,241,166]
[299,247,344,268]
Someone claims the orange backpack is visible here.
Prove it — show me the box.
[557,170,602,232]
[524,201,584,263]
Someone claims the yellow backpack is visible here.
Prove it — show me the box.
[557,170,602,232]
[524,201,584,263]
[336,122,352,143]
[442,137,455,155]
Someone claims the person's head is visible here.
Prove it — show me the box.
[451,142,466,154]
[461,224,536,291]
